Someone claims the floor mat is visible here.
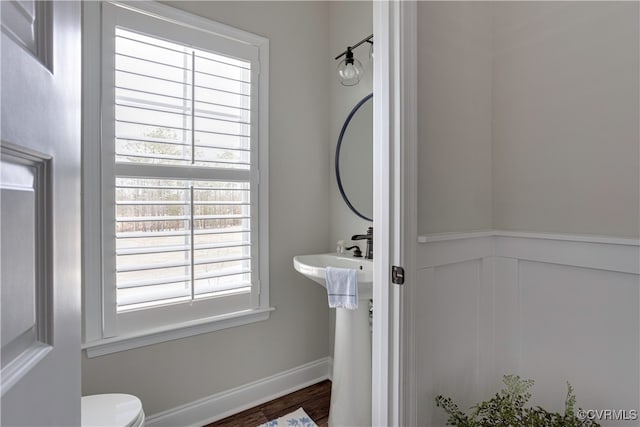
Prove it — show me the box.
[259,407,317,427]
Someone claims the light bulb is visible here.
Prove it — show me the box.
[340,63,357,80]
[337,54,363,86]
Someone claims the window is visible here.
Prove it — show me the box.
[83,1,270,355]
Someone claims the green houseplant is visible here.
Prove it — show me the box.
[435,375,600,427]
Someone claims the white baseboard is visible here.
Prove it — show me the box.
[145,357,332,427]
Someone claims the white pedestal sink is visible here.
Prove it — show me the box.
[293,253,372,426]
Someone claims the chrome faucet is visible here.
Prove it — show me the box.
[351,227,373,260]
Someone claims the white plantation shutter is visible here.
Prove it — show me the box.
[114,28,252,170]
[93,2,269,340]
[112,28,254,312]
[114,178,252,310]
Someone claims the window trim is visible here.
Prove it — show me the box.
[82,0,270,356]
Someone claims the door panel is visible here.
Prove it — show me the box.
[1,1,81,425]
[1,144,53,395]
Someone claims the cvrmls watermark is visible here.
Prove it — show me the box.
[577,408,639,422]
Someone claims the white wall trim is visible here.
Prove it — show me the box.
[417,234,494,269]
[372,1,392,425]
[417,230,640,274]
[417,230,496,244]
[111,0,269,46]
[372,1,418,425]
[418,230,640,246]
[83,307,274,358]
[145,357,332,427]
[493,230,640,246]
[494,235,639,275]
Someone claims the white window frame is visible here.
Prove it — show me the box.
[82,1,271,357]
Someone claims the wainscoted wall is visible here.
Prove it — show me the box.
[415,231,639,426]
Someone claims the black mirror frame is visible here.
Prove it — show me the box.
[335,92,373,222]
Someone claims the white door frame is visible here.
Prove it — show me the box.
[372,1,418,426]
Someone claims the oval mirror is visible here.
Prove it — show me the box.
[336,93,373,222]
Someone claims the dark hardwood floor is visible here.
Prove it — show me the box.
[204,380,331,427]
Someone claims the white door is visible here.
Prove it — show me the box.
[372,1,417,426]
[1,1,81,425]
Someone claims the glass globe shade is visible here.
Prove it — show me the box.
[337,57,363,86]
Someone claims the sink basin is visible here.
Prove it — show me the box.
[293,253,373,298]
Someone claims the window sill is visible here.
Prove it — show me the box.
[82,307,275,358]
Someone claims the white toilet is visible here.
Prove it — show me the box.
[81,394,145,427]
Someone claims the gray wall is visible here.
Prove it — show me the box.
[492,1,640,238]
[418,1,639,239]
[82,1,332,415]
[417,2,494,235]
[329,1,373,247]
[328,1,373,357]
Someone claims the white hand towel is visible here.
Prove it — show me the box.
[325,266,358,309]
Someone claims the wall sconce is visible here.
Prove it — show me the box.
[335,34,373,87]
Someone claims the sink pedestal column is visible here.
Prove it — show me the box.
[329,300,372,426]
